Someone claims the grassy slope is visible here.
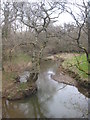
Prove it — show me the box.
[3,53,31,82]
[2,53,35,100]
[62,54,90,80]
[8,53,31,63]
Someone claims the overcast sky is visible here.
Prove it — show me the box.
[2,0,88,26]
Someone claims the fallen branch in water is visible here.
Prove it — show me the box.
[57,84,67,91]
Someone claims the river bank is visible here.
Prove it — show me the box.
[2,59,89,118]
[2,53,89,100]
[48,53,89,97]
[2,54,37,101]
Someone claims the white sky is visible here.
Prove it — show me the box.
[1,0,88,26]
[54,13,75,26]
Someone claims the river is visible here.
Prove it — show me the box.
[2,60,89,118]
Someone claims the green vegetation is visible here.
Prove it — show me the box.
[4,52,31,64]
[3,53,32,82]
[19,83,29,91]
[13,53,31,63]
[63,54,90,80]
[3,71,17,81]
[2,52,37,100]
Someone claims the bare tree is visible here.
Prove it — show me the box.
[65,0,89,63]
[9,1,66,73]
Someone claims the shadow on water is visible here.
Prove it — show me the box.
[2,60,89,118]
[2,94,46,118]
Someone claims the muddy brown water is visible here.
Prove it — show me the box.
[2,60,89,118]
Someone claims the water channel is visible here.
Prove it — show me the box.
[2,60,89,118]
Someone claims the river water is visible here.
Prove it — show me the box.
[2,60,89,118]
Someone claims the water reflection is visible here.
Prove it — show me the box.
[2,95,45,118]
[39,85,88,118]
[2,60,89,118]
[19,71,30,83]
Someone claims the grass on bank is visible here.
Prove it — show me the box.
[63,53,90,80]
[3,53,31,81]
[2,53,36,100]
[4,52,31,64]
